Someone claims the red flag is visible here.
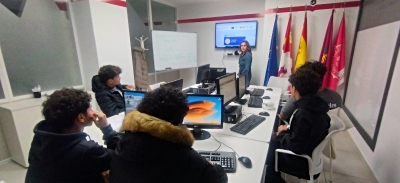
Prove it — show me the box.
[327,12,346,90]
[277,14,293,77]
[320,10,334,88]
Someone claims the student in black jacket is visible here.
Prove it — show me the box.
[265,69,331,183]
[25,88,120,183]
[92,65,135,117]
[109,86,228,183]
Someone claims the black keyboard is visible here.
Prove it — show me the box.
[197,151,236,173]
[248,96,263,108]
[250,89,264,96]
[230,115,266,135]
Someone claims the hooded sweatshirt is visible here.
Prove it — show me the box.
[91,75,126,117]
[109,111,228,183]
[25,120,120,183]
[278,95,331,156]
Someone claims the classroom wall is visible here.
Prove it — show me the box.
[177,0,266,87]
[89,0,135,85]
[343,53,400,183]
[262,0,359,96]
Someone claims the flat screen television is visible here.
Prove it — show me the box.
[215,21,258,48]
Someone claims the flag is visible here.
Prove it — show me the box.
[277,14,293,77]
[327,12,346,90]
[264,15,279,86]
[294,13,308,71]
[320,10,334,88]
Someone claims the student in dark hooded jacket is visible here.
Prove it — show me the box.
[109,86,228,183]
[25,88,120,183]
[265,69,331,183]
[92,65,135,117]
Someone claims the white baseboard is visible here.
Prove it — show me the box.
[0,158,11,166]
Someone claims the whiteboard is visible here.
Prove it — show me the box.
[152,31,197,71]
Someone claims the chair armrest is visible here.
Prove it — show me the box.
[275,149,313,173]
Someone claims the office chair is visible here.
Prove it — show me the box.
[267,76,290,94]
[275,115,346,183]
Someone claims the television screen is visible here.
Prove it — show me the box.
[215,21,258,48]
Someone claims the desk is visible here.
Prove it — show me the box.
[83,84,281,183]
[193,133,268,183]
[209,85,281,143]
[84,122,268,183]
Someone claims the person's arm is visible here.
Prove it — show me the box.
[189,150,228,183]
[95,92,123,117]
[83,112,119,173]
[243,54,252,73]
[95,112,121,150]
[280,97,296,120]
[277,117,311,154]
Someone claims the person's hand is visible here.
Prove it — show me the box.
[94,112,109,128]
[101,170,110,183]
[277,125,288,135]
[126,85,135,90]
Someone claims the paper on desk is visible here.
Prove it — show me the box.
[108,115,124,131]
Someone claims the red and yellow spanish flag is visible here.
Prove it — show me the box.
[294,13,307,71]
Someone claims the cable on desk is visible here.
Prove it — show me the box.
[210,133,241,158]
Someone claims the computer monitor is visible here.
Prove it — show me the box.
[183,94,224,140]
[196,64,210,84]
[161,79,184,91]
[216,73,237,106]
[123,91,146,114]
[236,71,247,100]
[208,68,226,82]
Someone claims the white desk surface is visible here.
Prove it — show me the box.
[208,85,282,143]
[193,133,268,183]
[84,126,268,183]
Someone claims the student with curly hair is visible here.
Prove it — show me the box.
[25,88,120,183]
[109,86,228,183]
[265,69,331,183]
[92,65,135,117]
[280,61,342,120]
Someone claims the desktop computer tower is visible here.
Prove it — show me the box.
[223,105,242,124]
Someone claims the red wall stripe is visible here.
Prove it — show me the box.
[265,1,360,14]
[103,0,126,7]
[177,13,264,24]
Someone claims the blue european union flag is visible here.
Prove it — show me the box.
[264,16,279,86]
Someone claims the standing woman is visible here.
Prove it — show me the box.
[238,40,252,87]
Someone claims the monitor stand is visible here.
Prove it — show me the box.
[235,98,248,105]
[190,127,211,140]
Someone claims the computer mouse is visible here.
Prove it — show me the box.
[238,156,252,168]
[266,88,273,91]
[262,96,271,99]
[259,112,270,116]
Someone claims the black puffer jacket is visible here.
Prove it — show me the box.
[25,121,120,183]
[109,111,228,183]
[92,75,126,117]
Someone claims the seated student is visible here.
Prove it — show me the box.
[280,61,342,120]
[25,88,120,183]
[265,69,331,183]
[109,86,228,183]
[92,65,135,117]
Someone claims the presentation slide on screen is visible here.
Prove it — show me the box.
[215,21,257,48]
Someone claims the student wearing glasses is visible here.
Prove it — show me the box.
[238,40,252,87]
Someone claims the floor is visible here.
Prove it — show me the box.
[283,130,378,183]
[0,131,378,183]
